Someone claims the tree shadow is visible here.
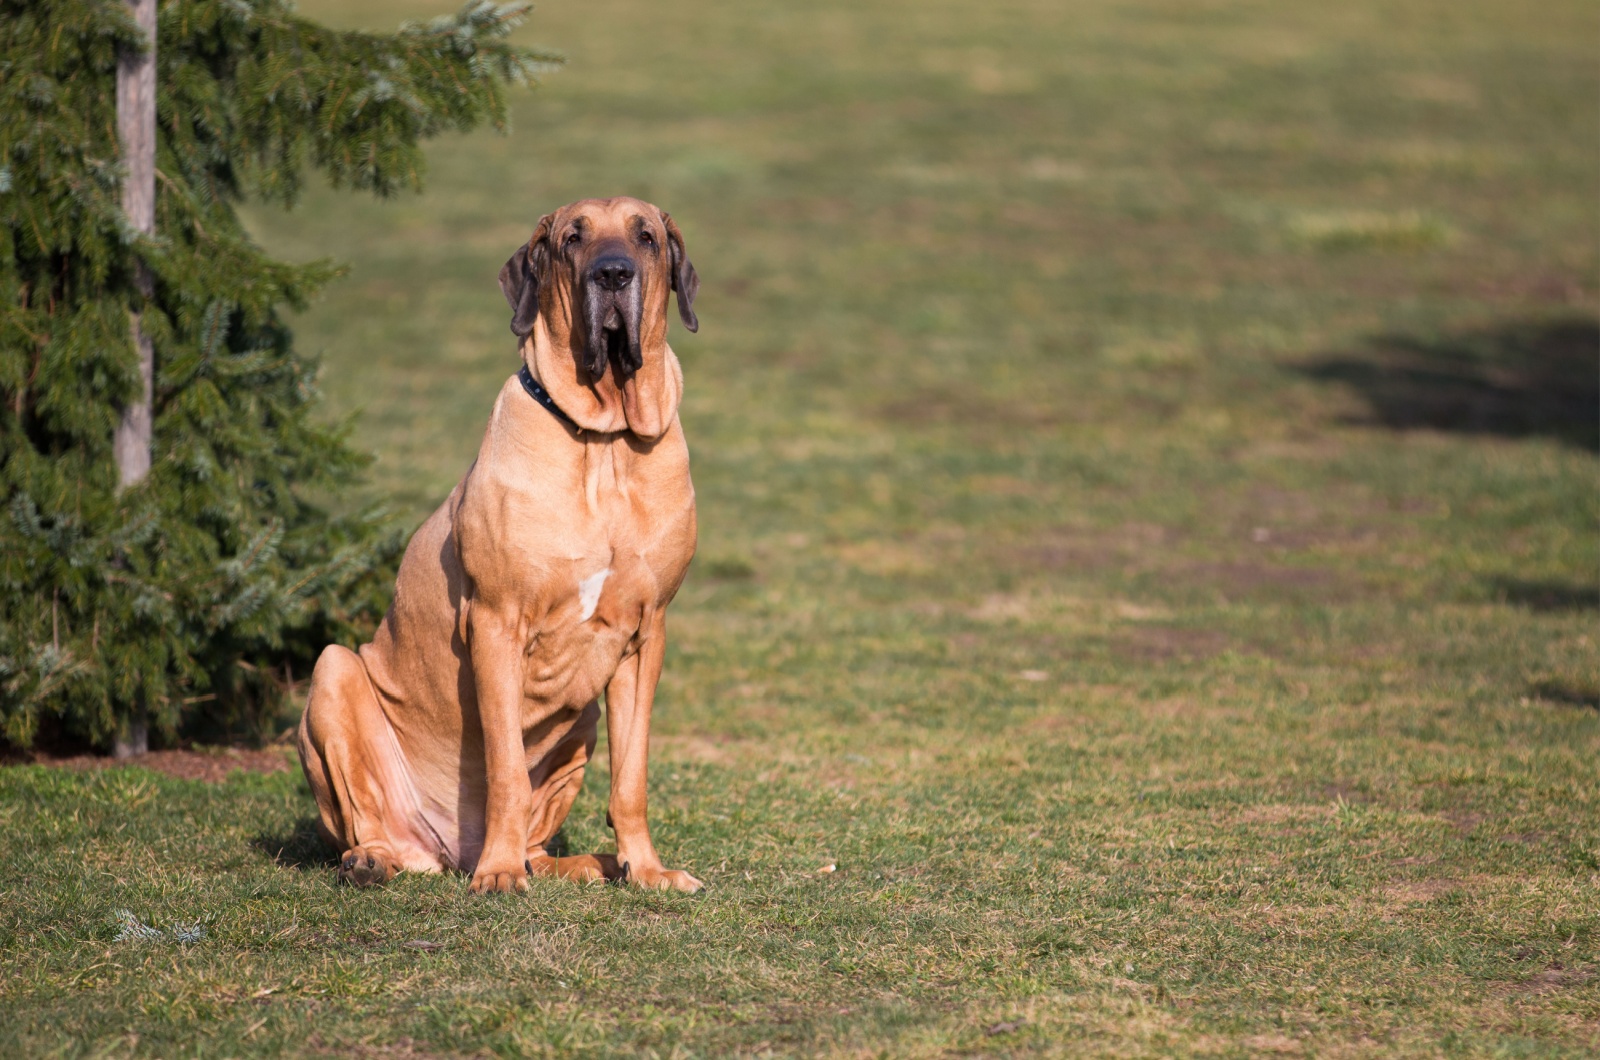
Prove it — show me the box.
[252,817,339,871]
[1531,679,1600,711]
[1296,317,1598,452]
[1486,576,1599,613]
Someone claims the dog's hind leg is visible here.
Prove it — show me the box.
[298,645,427,887]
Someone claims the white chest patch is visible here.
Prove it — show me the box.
[577,569,610,622]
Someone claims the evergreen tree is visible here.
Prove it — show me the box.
[0,0,556,750]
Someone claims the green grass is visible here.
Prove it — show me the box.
[4,0,1598,1054]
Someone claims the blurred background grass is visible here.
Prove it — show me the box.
[3,0,1595,1054]
[242,0,1598,752]
[251,0,1596,514]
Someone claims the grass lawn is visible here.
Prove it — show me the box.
[3,0,1598,1054]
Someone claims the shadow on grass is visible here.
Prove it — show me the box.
[1297,317,1599,451]
[1531,679,1600,711]
[1487,576,1599,612]
[252,817,340,871]
[250,822,575,870]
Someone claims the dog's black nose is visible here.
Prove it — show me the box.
[590,256,635,291]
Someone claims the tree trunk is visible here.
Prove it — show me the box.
[113,0,157,758]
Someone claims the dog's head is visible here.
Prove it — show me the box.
[499,197,697,384]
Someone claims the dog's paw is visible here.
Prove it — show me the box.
[338,846,396,888]
[624,863,703,893]
[468,858,529,895]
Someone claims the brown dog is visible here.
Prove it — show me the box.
[297,197,702,893]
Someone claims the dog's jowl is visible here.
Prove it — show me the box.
[297,198,702,894]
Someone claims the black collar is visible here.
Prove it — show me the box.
[517,364,579,433]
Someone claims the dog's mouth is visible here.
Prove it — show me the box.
[602,305,629,367]
[584,290,643,381]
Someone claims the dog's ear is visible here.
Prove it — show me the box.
[498,213,554,338]
[661,211,699,334]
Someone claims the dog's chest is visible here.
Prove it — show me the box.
[518,504,690,709]
[519,553,655,707]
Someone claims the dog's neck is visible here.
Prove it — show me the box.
[521,317,682,440]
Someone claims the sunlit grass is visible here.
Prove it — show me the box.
[3,0,1597,1054]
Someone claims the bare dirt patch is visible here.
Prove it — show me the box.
[992,523,1360,605]
[834,538,936,576]
[1494,964,1595,996]
[305,1035,469,1058]
[1024,712,1086,735]
[1113,626,1231,662]
[1442,810,1486,836]
[650,732,764,767]
[877,387,1059,430]
[1176,560,1345,600]
[1236,804,1332,826]
[1379,877,1476,914]
[1006,523,1173,576]
[1238,481,1435,546]
[13,746,295,783]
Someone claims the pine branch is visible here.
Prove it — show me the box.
[0,0,554,747]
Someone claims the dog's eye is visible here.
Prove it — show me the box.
[639,230,655,246]
[565,232,581,246]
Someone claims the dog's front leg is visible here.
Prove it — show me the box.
[605,611,702,892]
[466,604,533,894]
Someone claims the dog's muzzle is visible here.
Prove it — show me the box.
[582,256,644,380]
